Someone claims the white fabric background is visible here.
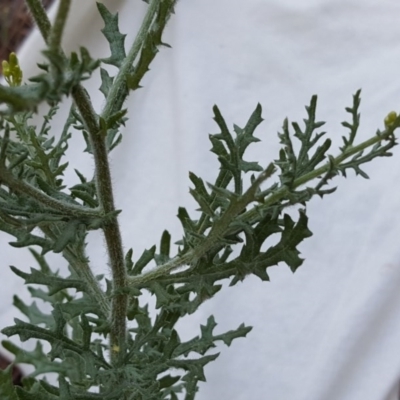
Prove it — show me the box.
[2,0,400,399]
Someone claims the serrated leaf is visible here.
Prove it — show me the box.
[59,297,105,320]
[169,353,219,382]
[234,103,263,157]
[212,106,235,154]
[53,220,82,253]
[206,183,237,200]
[127,1,175,91]
[2,319,109,371]
[189,172,211,201]
[239,159,263,173]
[131,245,156,275]
[10,266,85,295]
[2,340,65,378]
[189,188,215,217]
[200,315,217,343]
[163,329,181,359]
[260,210,312,273]
[149,282,181,309]
[13,296,55,328]
[97,3,126,67]
[209,135,228,158]
[218,322,252,346]
[99,68,114,97]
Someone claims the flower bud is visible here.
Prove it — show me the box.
[384,111,398,129]
[2,52,23,87]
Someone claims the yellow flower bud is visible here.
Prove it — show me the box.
[384,111,398,129]
[2,52,23,87]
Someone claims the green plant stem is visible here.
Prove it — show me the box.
[101,0,161,120]
[48,0,71,53]
[25,0,128,366]
[24,0,52,40]
[72,85,127,366]
[238,129,395,228]
[0,166,100,218]
[128,130,395,288]
[294,131,393,187]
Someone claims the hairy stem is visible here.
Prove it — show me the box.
[72,86,127,366]
[25,0,127,365]
[0,165,100,218]
[24,0,51,40]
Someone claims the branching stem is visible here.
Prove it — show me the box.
[294,130,393,187]
[71,85,127,366]
[0,165,100,218]
[25,0,127,366]
[128,129,395,288]
[101,0,162,121]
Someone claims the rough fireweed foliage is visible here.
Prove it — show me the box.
[0,1,399,399]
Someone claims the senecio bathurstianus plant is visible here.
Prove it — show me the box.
[0,1,398,399]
